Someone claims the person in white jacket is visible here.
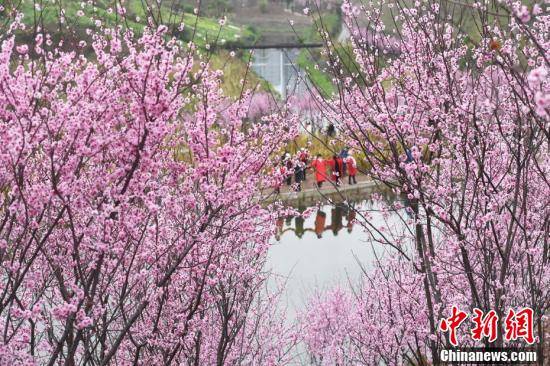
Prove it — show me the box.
[346,155,358,185]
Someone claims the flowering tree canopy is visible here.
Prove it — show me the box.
[300,0,549,364]
[0,17,298,364]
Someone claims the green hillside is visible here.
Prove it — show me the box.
[0,0,258,48]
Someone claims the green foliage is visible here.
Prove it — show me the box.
[0,0,257,49]
[298,10,341,43]
[259,0,268,14]
[205,0,233,18]
[312,13,341,40]
[297,50,335,97]
[209,51,270,98]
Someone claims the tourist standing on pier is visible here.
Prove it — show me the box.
[329,155,343,186]
[310,154,327,188]
[293,157,305,192]
[299,148,309,179]
[274,161,284,194]
[346,154,357,185]
[284,153,293,186]
[339,147,349,176]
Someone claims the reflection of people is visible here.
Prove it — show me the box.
[275,217,284,241]
[314,210,327,238]
[295,215,305,238]
[285,215,293,226]
[347,207,356,233]
[331,205,344,235]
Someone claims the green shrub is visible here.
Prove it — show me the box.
[259,0,268,14]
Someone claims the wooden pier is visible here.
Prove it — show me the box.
[264,179,394,207]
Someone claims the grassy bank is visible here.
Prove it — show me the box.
[0,0,258,48]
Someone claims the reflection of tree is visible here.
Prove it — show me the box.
[285,215,293,226]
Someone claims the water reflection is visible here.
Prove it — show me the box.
[267,191,413,363]
[274,201,364,240]
[267,196,403,320]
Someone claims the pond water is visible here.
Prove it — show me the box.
[266,193,407,320]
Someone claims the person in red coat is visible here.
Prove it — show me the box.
[310,154,328,188]
[346,155,358,184]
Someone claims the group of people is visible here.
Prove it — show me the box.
[277,149,310,192]
[310,151,358,188]
[276,147,358,192]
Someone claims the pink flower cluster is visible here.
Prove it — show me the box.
[300,0,549,363]
[0,20,298,364]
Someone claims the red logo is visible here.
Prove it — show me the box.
[439,306,469,346]
[439,307,536,346]
[505,308,535,344]
[471,308,498,343]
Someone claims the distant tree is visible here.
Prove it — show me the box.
[259,0,269,13]
[206,0,233,18]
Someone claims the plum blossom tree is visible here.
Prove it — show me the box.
[246,92,277,122]
[289,93,326,134]
[300,261,430,365]
[300,0,549,364]
[0,17,298,365]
